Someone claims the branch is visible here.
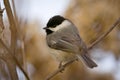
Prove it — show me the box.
[88,17,120,50]
[45,58,77,80]
[45,17,120,80]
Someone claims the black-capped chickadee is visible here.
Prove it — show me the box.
[43,15,97,68]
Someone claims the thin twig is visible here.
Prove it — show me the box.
[0,39,30,80]
[45,58,77,80]
[45,17,120,80]
[88,17,120,50]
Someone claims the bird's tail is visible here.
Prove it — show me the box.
[77,53,97,68]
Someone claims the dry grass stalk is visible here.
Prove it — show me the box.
[0,0,30,80]
[4,0,17,54]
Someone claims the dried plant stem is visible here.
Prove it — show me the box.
[0,2,18,80]
[11,0,27,71]
[11,0,18,24]
[0,5,5,33]
[0,39,30,80]
[45,17,120,80]
[88,17,120,50]
[3,0,29,79]
[0,3,17,80]
[4,0,17,54]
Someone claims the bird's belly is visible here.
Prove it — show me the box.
[49,48,76,63]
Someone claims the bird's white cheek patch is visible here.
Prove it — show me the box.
[49,20,71,32]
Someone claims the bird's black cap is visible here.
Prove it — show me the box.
[43,15,66,35]
[46,15,65,28]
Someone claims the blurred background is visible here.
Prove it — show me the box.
[0,0,120,80]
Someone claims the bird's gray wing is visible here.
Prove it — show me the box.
[48,35,80,53]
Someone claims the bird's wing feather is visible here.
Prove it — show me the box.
[50,38,78,53]
[48,34,81,53]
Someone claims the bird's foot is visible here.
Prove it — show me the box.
[58,62,64,73]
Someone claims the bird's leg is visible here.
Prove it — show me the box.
[76,58,79,61]
[58,61,63,69]
[58,61,65,73]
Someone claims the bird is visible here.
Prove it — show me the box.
[43,15,97,68]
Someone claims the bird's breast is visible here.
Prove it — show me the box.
[48,47,76,63]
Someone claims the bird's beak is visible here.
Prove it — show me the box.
[43,27,47,30]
